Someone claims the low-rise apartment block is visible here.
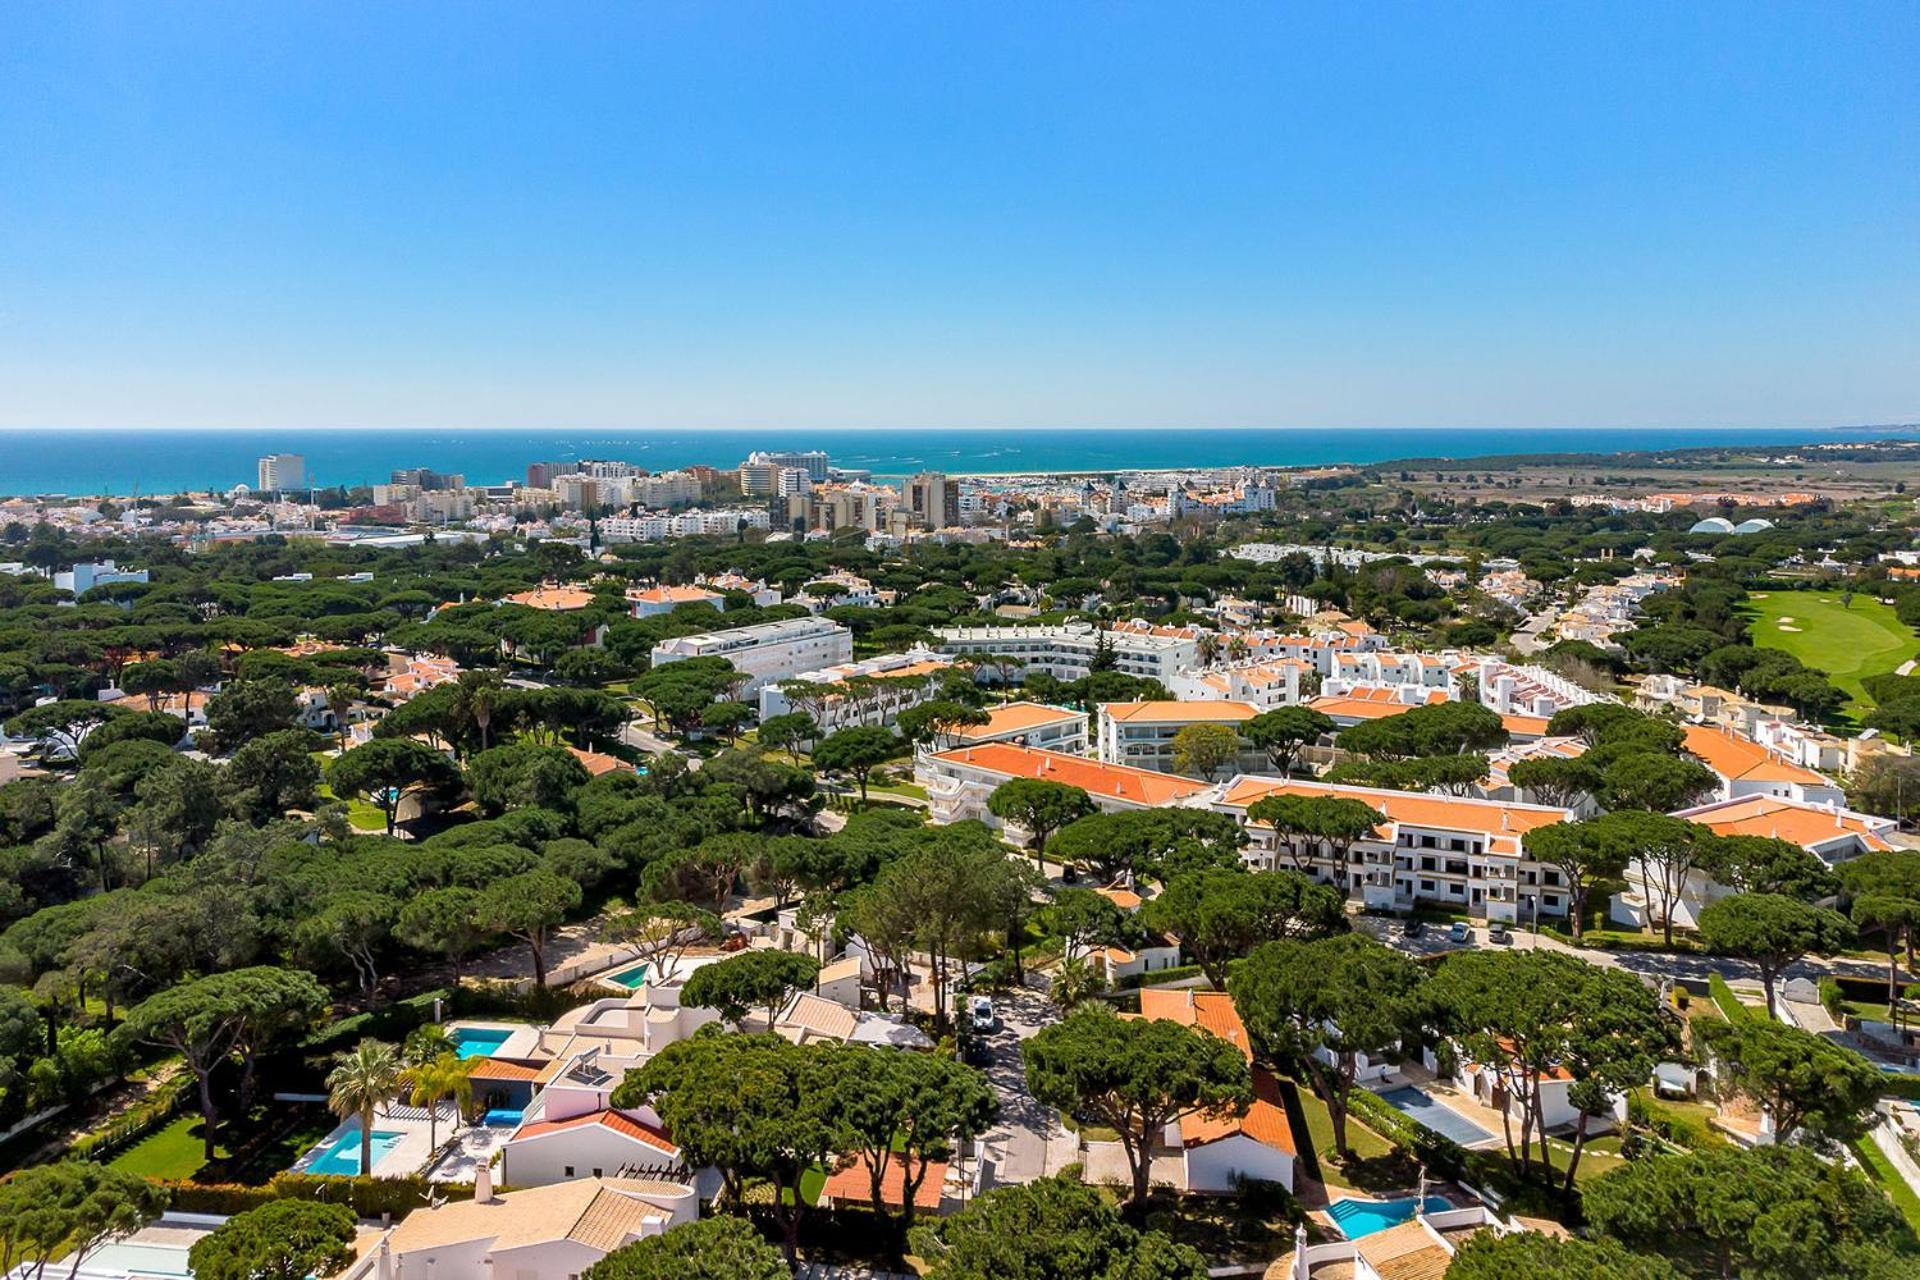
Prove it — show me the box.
[649,617,853,696]
[1095,700,1265,776]
[916,742,1212,830]
[1213,777,1575,924]
[934,621,1198,684]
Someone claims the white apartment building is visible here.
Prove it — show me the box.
[934,622,1198,684]
[1095,700,1266,775]
[916,743,1213,830]
[54,560,148,595]
[1682,724,1846,806]
[1212,777,1576,924]
[256,453,306,492]
[950,701,1089,754]
[649,617,852,695]
[626,584,726,618]
[757,648,954,731]
[1167,661,1306,709]
[598,513,673,543]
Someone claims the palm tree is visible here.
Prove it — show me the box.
[1049,955,1107,1012]
[1196,633,1222,668]
[1225,635,1250,665]
[401,1051,476,1150]
[326,683,355,752]
[402,1023,455,1066]
[326,1038,402,1176]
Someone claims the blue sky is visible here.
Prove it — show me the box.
[1,3,1914,430]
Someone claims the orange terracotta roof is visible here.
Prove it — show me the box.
[1306,689,1446,720]
[513,1108,678,1154]
[1499,714,1551,737]
[1137,989,1251,1059]
[1096,886,1143,911]
[1219,777,1567,853]
[503,585,597,611]
[626,585,722,605]
[1178,1068,1296,1154]
[1683,725,1832,787]
[567,746,629,777]
[1680,795,1894,851]
[964,702,1084,737]
[105,691,209,716]
[1355,1220,1451,1280]
[469,1058,545,1082]
[925,743,1210,807]
[819,1153,947,1209]
[1103,700,1258,724]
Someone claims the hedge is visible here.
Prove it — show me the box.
[303,988,452,1054]
[68,1073,192,1163]
[1707,974,1755,1023]
[1347,1086,1466,1179]
[1117,964,1207,991]
[159,1172,476,1218]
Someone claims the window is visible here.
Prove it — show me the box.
[1420,879,1436,893]
[593,1167,603,1177]
[564,1165,575,1177]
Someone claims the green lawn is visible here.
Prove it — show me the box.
[1747,591,1918,718]
[107,1115,218,1180]
[1854,1135,1920,1237]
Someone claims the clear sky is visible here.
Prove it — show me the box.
[2,3,1914,431]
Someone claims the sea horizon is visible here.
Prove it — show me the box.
[0,425,1910,498]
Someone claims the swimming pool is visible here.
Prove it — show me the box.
[606,961,650,990]
[1376,1085,1497,1146]
[306,1127,404,1176]
[82,1242,194,1278]
[483,1107,524,1127]
[1326,1195,1452,1239]
[449,1027,512,1058]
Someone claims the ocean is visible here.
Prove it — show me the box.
[0,426,1905,498]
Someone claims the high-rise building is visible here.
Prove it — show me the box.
[526,462,559,489]
[257,454,306,493]
[390,468,464,490]
[902,471,961,529]
[746,449,830,481]
[739,463,780,496]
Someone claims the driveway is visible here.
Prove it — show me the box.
[973,977,1068,1188]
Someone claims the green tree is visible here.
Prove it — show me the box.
[1245,794,1384,876]
[328,738,462,835]
[1607,811,1711,947]
[1697,1017,1881,1142]
[0,1161,168,1280]
[1428,949,1673,1185]
[477,869,582,987]
[681,949,821,1028]
[1023,1007,1251,1211]
[1447,1234,1683,1280]
[4,699,125,761]
[1230,934,1422,1158]
[1140,866,1344,989]
[1506,755,1603,810]
[583,1217,788,1280]
[755,711,817,754]
[326,1038,403,1177]
[811,725,899,803]
[1520,817,1634,942]
[1582,1143,1912,1280]
[612,1032,835,1265]
[187,1200,357,1280]
[1169,723,1241,780]
[122,966,327,1158]
[911,1173,1208,1280]
[1599,750,1719,813]
[399,1051,477,1151]
[1695,893,1855,1012]
[601,901,721,982]
[1335,700,1508,759]
[986,778,1096,867]
[466,742,590,816]
[395,886,488,982]
[204,677,298,753]
[1046,808,1244,885]
[221,728,322,823]
[1242,706,1335,777]
[826,1045,997,1241]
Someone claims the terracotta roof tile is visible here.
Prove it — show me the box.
[925,744,1210,807]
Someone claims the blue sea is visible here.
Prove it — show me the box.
[0,426,1906,498]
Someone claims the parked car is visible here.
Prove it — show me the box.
[964,1036,995,1068]
[970,995,997,1032]
[1448,921,1473,945]
[1403,919,1426,940]
[1489,921,1512,945]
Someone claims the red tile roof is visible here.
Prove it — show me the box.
[819,1153,947,1209]
[925,743,1211,807]
[512,1108,678,1154]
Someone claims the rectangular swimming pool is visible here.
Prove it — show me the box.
[449,1027,512,1058]
[306,1127,404,1176]
[81,1242,194,1278]
[1326,1195,1452,1239]
[1376,1085,1497,1146]
[606,962,650,990]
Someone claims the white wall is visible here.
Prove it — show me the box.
[501,1125,682,1187]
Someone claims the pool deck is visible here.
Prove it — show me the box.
[1373,1066,1509,1150]
[292,1103,455,1179]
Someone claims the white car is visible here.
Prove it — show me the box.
[969,995,996,1032]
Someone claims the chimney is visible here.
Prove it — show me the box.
[474,1155,495,1203]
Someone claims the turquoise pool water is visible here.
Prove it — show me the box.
[1326,1196,1451,1239]
[607,962,650,990]
[307,1128,403,1176]
[449,1027,512,1058]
